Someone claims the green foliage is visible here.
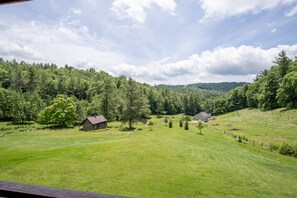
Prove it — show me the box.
[257,72,281,110]
[183,115,192,121]
[169,119,173,128]
[179,119,183,127]
[121,78,151,129]
[277,71,297,108]
[279,143,296,157]
[184,120,189,130]
[273,50,290,78]
[38,95,77,127]
[147,120,154,126]
[164,117,169,123]
[196,120,204,134]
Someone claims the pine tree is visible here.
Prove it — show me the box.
[121,78,151,129]
[184,120,189,130]
[273,50,290,78]
[169,119,173,128]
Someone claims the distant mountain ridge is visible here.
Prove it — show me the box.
[157,82,247,93]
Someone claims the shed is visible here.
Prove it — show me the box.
[82,115,107,130]
[193,112,211,122]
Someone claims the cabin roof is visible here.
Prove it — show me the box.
[85,116,107,125]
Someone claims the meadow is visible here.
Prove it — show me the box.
[0,111,297,197]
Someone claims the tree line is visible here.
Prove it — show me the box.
[1,50,296,127]
[0,58,207,127]
[206,51,297,115]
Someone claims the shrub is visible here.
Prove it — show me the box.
[179,119,183,127]
[237,136,242,143]
[169,120,173,128]
[279,143,296,156]
[164,117,168,123]
[184,120,189,130]
[184,115,192,121]
[147,121,154,126]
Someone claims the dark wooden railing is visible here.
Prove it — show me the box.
[0,181,125,198]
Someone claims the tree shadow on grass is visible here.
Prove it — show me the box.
[279,108,292,113]
[120,127,136,132]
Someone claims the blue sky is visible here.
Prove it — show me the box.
[0,0,297,84]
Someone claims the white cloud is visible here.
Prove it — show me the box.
[71,8,82,15]
[111,0,176,22]
[271,28,277,33]
[0,19,126,68]
[110,45,297,84]
[199,0,296,22]
[285,4,297,16]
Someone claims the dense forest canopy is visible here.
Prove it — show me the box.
[0,50,296,126]
[0,58,213,125]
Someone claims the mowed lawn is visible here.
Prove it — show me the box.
[212,108,297,145]
[0,119,297,197]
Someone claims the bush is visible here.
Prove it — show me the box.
[279,143,296,156]
[169,120,173,128]
[184,120,189,130]
[164,117,168,123]
[183,115,192,121]
[179,119,183,127]
[147,121,154,126]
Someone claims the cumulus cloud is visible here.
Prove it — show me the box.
[110,45,297,84]
[0,19,125,68]
[111,0,176,22]
[199,0,296,22]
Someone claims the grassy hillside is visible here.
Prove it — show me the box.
[212,108,297,146]
[0,117,296,197]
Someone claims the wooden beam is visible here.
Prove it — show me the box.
[0,181,126,198]
[0,0,31,5]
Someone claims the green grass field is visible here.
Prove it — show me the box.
[212,108,297,146]
[0,110,297,197]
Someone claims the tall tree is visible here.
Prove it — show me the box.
[273,50,290,78]
[101,78,117,120]
[277,71,297,108]
[121,78,150,129]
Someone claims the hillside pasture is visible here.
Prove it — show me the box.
[0,116,296,197]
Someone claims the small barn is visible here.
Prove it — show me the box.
[82,115,107,130]
[193,112,212,122]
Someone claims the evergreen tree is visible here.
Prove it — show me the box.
[121,78,151,129]
[273,50,290,78]
[169,119,173,128]
[179,119,183,127]
[184,120,189,130]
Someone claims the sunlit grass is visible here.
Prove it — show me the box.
[0,116,296,197]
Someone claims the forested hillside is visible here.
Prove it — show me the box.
[0,58,209,124]
[207,51,297,115]
[1,50,296,125]
[158,82,246,94]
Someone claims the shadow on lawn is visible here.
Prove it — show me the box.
[120,127,136,132]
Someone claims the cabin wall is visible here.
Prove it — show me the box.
[82,120,94,130]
